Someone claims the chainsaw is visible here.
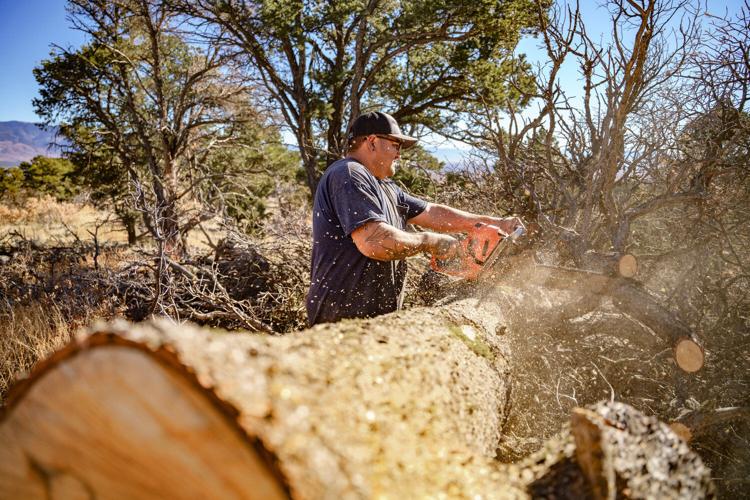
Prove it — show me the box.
[427,223,705,372]
[430,223,526,281]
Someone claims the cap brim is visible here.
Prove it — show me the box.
[385,133,418,149]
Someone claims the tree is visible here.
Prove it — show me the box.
[198,115,302,235]
[19,156,78,200]
[34,0,253,255]
[178,0,545,197]
[448,0,711,263]
[61,114,300,244]
[61,124,142,244]
[490,0,750,335]
[0,156,77,201]
[0,168,25,199]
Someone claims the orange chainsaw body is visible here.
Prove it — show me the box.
[430,223,508,280]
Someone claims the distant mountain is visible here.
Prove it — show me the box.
[0,121,63,167]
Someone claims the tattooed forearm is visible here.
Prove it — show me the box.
[363,224,424,260]
[353,222,457,261]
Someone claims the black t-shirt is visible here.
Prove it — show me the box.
[306,158,427,325]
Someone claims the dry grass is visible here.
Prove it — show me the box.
[0,236,123,406]
[0,302,75,403]
[0,196,134,405]
[0,195,227,252]
[0,195,310,405]
[0,195,127,245]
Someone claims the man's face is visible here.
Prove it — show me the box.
[368,135,402,178]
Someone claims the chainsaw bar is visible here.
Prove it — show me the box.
[476,226,525,282]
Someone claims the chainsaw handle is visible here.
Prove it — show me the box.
[429,222,515,280]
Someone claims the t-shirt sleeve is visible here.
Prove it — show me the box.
[398,186,428,220]
[331,166,389,235]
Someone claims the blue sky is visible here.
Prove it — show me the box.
[0,1,745,127]
[0,0,608,125]
[0,0,85,122]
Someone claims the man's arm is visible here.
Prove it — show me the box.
[351,221,458,261]
[409,203,524,235]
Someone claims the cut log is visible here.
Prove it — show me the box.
[671,407,750,443]
[0,301,714,498]
[674,337,706,373]
[609,281,705,372]
[580,251,638,278]
[617,254,638,278]
[502,257,704,372]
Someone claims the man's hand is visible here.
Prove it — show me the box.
[481,216,525,237]
[422,232,460,260]
[408,203,525,238]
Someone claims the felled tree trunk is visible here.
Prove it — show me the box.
[0,299,713,499]
[495,253,705,373]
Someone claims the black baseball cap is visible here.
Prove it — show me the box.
[348,111,418,149]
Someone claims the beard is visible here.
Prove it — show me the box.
[389,159,399,176]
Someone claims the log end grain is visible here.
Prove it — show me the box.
[617,254,638,278]
[674,338,705,373]
[0,346,288,500]
[669,422,693,443]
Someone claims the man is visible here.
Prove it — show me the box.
[307,111,522,326]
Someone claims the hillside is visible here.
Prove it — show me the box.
[0,121,61,167]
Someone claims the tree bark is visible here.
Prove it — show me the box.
[0,299,713,499]
[124,215,137,246]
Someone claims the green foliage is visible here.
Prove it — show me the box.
[0,168,25,197]
[19,157,77,200]
[201,118,303,233]
[193,0,547,194]
[392,145,443,199]
[62,125,128,202]
[371,1,539,129]
[0,156,77,200]
[443,171,473,192]
[59,124,139,240]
